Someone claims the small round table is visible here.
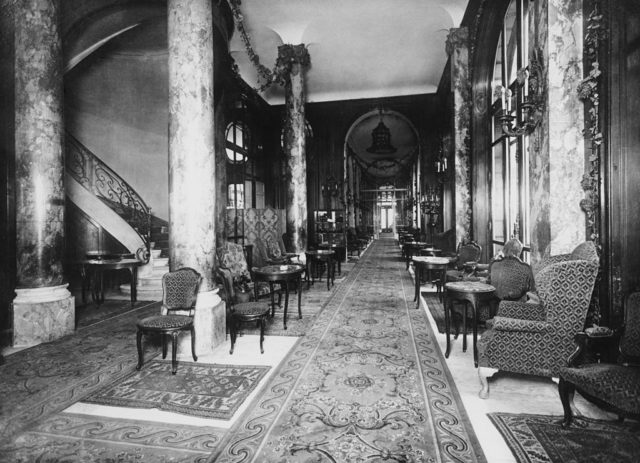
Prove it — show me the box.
[305,250,336,290]
[403,241,429,269]
[412,256,452,307]
[444,281,496,367]
[318,243,346,275]
[252,264,305,330]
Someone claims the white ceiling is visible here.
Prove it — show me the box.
[230,0,470,105]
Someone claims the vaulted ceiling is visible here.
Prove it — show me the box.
[229,0,470,105]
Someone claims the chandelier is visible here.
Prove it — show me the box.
[366,109,396,155]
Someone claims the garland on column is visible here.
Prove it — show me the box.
[227,0,278,91]
[577,3,605,247]
[577,2,607,326]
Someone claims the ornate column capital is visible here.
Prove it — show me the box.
[445,27,469,55]
[276,43,310,80]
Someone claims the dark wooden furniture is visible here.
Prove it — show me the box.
[558,292,640,427]
[216,268,271,354]
[444,281,495,367]
[412,256,452,306]
[305,250,336,291]
[135,268,201,374]
[318,243,345,274]
[80,258,142,306]
[402,241,429,269]
[252,264,305,330]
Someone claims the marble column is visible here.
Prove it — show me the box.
[529,0,585,264]
[278,44,310,256]
[12,0,74,347]
[446,27,472,243]
[168,0,224,353]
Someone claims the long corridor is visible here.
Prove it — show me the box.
[0,238,609,462]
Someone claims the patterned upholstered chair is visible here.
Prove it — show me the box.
[477,241,599,398]
[217,241,279,300]
[558,292,640,427]
[254,236,289,266]
[136,267,202,374]
[216,267,271,354]
[445,240,482,282]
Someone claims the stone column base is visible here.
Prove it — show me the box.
[177,289,225,357]
[12,284,75,348]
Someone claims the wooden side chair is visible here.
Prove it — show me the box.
[216,267,270,354]
[558,291,640,427]
[135,267,202,375]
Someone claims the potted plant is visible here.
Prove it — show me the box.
[233,274,253,303]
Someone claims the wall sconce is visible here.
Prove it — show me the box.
[321,176,341,201]
[499,49,545,138]
[420,187,441,215]
[435,136,450,184]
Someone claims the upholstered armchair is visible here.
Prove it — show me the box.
[216,241,279,300]
[558,292,640,426]
[477,241,599,398]
[254,236,289,267]
[445,240,482,282]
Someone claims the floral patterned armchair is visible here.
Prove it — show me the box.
[477,241,599,398]
[558,292,640,427]
[216,241,279,299]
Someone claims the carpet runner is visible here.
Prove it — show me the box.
[0,240,485,462]
[211,238,485,462]
[488,412,640,463]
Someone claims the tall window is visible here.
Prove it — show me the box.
[490,0,531,260]
[226,121,249,210]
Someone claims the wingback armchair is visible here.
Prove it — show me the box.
[558,291,640,426]
[477,241,599,398]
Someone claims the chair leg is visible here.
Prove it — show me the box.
[260,316,265,354]
[136,329,144,370]
[478,367,497,399]
[162,334,167,359]
[190,326,197,362]
[229,318,237,355]
[171,331,178,375]
[558,378,576,427]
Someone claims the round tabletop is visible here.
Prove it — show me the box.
[306,250,335,257]
[445,281,495,293]
[412,256,451,265]
[253,264,305,278]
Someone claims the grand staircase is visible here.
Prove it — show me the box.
[65,132,169,301]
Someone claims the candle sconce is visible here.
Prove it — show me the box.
[499,49,545,138]
[420,186,441,241]
[435,136,450,184]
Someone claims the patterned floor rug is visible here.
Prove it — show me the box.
[488,412,640,463]
[76,299,155,329]
[0,301,162,441]
[211,238,486,462]
[4,412,224,463]
[83,360,270,419]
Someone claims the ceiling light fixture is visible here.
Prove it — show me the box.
[366,109,397,155]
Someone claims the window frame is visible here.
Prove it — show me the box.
[489,0,531,261]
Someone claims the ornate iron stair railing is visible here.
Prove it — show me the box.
[65,132,151,255]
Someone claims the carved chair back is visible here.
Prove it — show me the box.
[455,240,482,270]
[161,267,202,316]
